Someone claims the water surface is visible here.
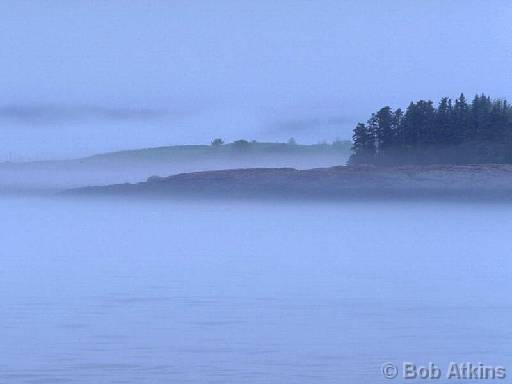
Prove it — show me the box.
[1,197,511,383]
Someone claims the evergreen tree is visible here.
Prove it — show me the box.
[453,93,469,145]
[375,106,395,151]
[435,97,453,145]
[392,108,404,148]
[349,123,376,164]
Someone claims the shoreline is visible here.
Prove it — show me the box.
[66,164,512,201]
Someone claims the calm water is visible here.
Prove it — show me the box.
[1,196,511,383]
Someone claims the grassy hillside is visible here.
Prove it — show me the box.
[81,141,352,164]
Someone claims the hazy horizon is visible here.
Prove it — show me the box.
[1,0,512,160]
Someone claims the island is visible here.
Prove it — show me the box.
[67,93,512,201]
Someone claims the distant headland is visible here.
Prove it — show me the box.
[68,164,512,201]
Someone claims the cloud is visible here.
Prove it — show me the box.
[0,104,168,125]
[274,116,353,132]
[266,115,356,136]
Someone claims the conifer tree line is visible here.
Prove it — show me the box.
[350,94,512,165]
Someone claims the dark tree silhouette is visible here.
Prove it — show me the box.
[211,138,224,146]
[232,139,250,149]
[349,123,376,164]
[350,93,512,165]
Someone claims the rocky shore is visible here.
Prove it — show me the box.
[68,164,512,201]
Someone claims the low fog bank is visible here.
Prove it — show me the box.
[0,142,350,193]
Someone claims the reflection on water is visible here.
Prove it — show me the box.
[1,197,511,383]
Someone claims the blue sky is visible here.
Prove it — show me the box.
[1,0,511,160]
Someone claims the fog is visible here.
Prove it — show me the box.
[1,1,512,160]
[2,2,512,382]
[2,197,511,383]
[0,144,350,192]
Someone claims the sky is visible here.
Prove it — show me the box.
[1,0,512,160]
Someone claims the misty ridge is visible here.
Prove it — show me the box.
[0,139,351,192]
[0,101,358,162]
